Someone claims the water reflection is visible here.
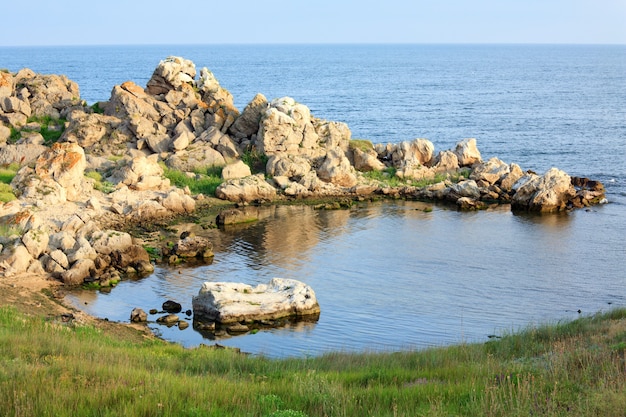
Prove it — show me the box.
[65,201,626,357]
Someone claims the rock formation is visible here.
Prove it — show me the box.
[0,56,608,287]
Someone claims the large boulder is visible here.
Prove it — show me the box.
[35,142,88,201]
[146,56,196,96]
[197,67,240,132]
[0,143,48,166]
[511,168,576,212]
[192,278,320,324]
[11,142,89,203]
[316,147,357,187]
[105,81,161,123]
[61,111,127,154]
[172,235,213,259]
[229,93,268,140]
[221,160,251,180]
[161,189,196,214]
[108,154,170,191]
[215,174,277,203]
[432,150,460,173]
[10,69,81,120]
[499,163,524,192]
[165,143,226,172]
[90,230,133,255]
[0,71,13,98]
[257,97,317,155]
[470,157,511,185]
[266,154,311,180]
[454,138,482,166]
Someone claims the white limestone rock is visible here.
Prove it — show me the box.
[192,278,320,324]
[454,138,482,166]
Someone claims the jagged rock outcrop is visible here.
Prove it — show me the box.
[146,56,196,96]
[11,142,90,204]
[511,168,576,212]
[0,68,81,126]
[256,97,351,159]
[228,93,268,141]
[316,147,357,187]
[453,138,482,166]
[107,154,170,191]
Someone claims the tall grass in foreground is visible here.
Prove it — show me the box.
[1,306,625,416]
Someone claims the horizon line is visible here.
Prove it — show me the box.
[1,41,625,48]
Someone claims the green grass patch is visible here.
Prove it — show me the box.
[0,222,22,237]
[1,305,625,416]
[241,149,269,173]
[91,102,105,114]
[349,139,375,153]
[162,165,223,196]
[8,115,66,145]
[84,170,115,194]
[0,183,16,202]
[0,163,20,184]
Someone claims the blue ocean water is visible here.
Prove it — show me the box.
[2,44,625,356]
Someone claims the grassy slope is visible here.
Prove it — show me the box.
[0,305,624,417]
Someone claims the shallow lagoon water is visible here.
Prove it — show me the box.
[65,200,625,357]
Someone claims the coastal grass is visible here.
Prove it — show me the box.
[241,149,269,174]
[0,163,19,202]
[162,165,223,196]
[84,170,116,194]
[8,115,66,145]
[1,305,625,416]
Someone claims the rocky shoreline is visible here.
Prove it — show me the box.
[0,56,607,294]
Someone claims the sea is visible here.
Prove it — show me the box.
[1,44,625,357]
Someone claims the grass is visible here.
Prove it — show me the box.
[8,115,66,145]
[0,163,19,202]
[349,139,375,153]
[162,164,223,196]
[241,149,269,173]
[1,304,624,416]
[0,222,23,237]
[84,170,116,194]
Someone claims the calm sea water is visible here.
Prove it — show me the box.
[2,44,625,356]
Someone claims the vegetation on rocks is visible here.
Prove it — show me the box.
[162,164,223,196]
[1,305,624,416]
[84,170,115,194]
[0,163,18,202]
[9,115,66,145]
[241,148,270,174]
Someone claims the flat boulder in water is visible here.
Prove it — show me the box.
[192,278,320,324]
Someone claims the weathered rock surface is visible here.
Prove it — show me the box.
[192,278,320,324]
[454,138,482,166]
[130,308,148,323]
[512,168,576,212]
[215,174,277,203]
[172,235,213,259]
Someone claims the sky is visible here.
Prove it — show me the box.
[2,0,625,46]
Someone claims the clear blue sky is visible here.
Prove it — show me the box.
[2,0,625,46]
